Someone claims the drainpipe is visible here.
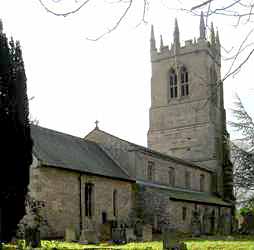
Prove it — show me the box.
[79,174,82,234]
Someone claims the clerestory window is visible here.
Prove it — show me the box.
[147,161,155,181]
[200,174,205,192]
[169,69,178,98]
[180,66,189,96]
[168,167,175,187]
[185,171,191,189]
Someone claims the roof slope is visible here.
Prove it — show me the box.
[31,125,132,181]
[137,180,231,207]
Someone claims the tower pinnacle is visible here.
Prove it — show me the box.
[0,19,3,33]
[216,29,220,45]
[150,25,156,51]
[174,18,180,50]
[199,11,206,40]
[210,22,215,46]
[160,35,164,51]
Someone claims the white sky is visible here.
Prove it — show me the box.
[0,0,253,146]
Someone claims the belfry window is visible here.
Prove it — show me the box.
[169,69,177,98]
[85,183,94,217]
[180,66,189,96]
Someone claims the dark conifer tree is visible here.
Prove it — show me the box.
[0,21,33,242]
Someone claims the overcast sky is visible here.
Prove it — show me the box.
[0,0,253,146]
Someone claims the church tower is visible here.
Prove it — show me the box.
[148,15,232,198]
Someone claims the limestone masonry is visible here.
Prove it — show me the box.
[28,14,234,239]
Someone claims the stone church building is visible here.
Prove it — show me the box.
[29,15,234,239]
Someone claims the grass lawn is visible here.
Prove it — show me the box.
[3,236,254,250]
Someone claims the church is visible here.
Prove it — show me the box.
[29,14,234,239]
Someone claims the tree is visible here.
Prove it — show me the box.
[229,94,254,204]
[0,21,33,242]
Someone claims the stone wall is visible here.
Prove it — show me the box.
[134,151,212,193]
[29,163,133,238]
[86,129,213,193]
[80,174,133,232]
[134,185,231,234]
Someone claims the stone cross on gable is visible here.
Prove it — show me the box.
[95,120,99,129]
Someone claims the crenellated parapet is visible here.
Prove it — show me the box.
[150,14,221,65]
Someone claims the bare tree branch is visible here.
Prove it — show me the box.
[191,0,215,11]
[38,0,92,17]
[86,0,133,41]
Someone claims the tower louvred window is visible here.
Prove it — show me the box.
[180,66,189,96]
[169,68,177,98]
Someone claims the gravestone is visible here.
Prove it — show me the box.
[99,223,111,241]
[190,209,201,237]
[162,226,187,250]
[125,228,136,242]
[80,229,99,244]
[65,227,77,242]
[223,212,232,235]
[202,209,212,235]
[142,224,152,242]
[112,228,126,243]
[241,212,254,234]
[134,220,143,241]
[162,227,178,250]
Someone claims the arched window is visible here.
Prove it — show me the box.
[113,189,118,217]
[147,161,155,181]
[185,171,191,189]
[169,68,177,98]
[180,66,189,96]
[85,183,94,217]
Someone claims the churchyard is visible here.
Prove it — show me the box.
[2,236,254,250]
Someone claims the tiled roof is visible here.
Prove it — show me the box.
[31,125,132,181]
[137,180,232,207]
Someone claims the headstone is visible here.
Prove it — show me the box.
[134,220,143,240]
[162,227,178,250]
[223,212,232,235]
[162,224,188,250]
[112,228,126,243]
[190,209,201,237]
[241,212,254,234]
[125,228,136,242]
[202,209,212,235]
[65,227,76,242]
[99,223,111,241]
[142,224,152,242]
[80,229,99,244]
